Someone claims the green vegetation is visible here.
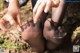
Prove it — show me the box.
[0,2,3,9]
[0,32,28,50]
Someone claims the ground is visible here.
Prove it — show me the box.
[0,0,80,53]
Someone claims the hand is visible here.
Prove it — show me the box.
[33,0,60,23]
[0,7,21,32]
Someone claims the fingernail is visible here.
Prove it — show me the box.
[17,25,22,32]
[44,10,48,13]
[54,0,60,5]
[34,19,37,24]
[18,27,22,32]
[10,21,15,25]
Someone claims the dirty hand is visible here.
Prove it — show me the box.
[0,7,21,32]
[33,0,60,23]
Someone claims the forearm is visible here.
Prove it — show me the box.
[52,0,65,23]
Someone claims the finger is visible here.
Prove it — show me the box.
[9,18,16,25]
[4,15,16,25]
[17,14,21,25]
[51,0,60,7]
[34,2,46,23]
[17,24,22,31]
[0,19,9,32]
[44,0,51,13]
[17,14,22,31]
[33,0,41,14]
